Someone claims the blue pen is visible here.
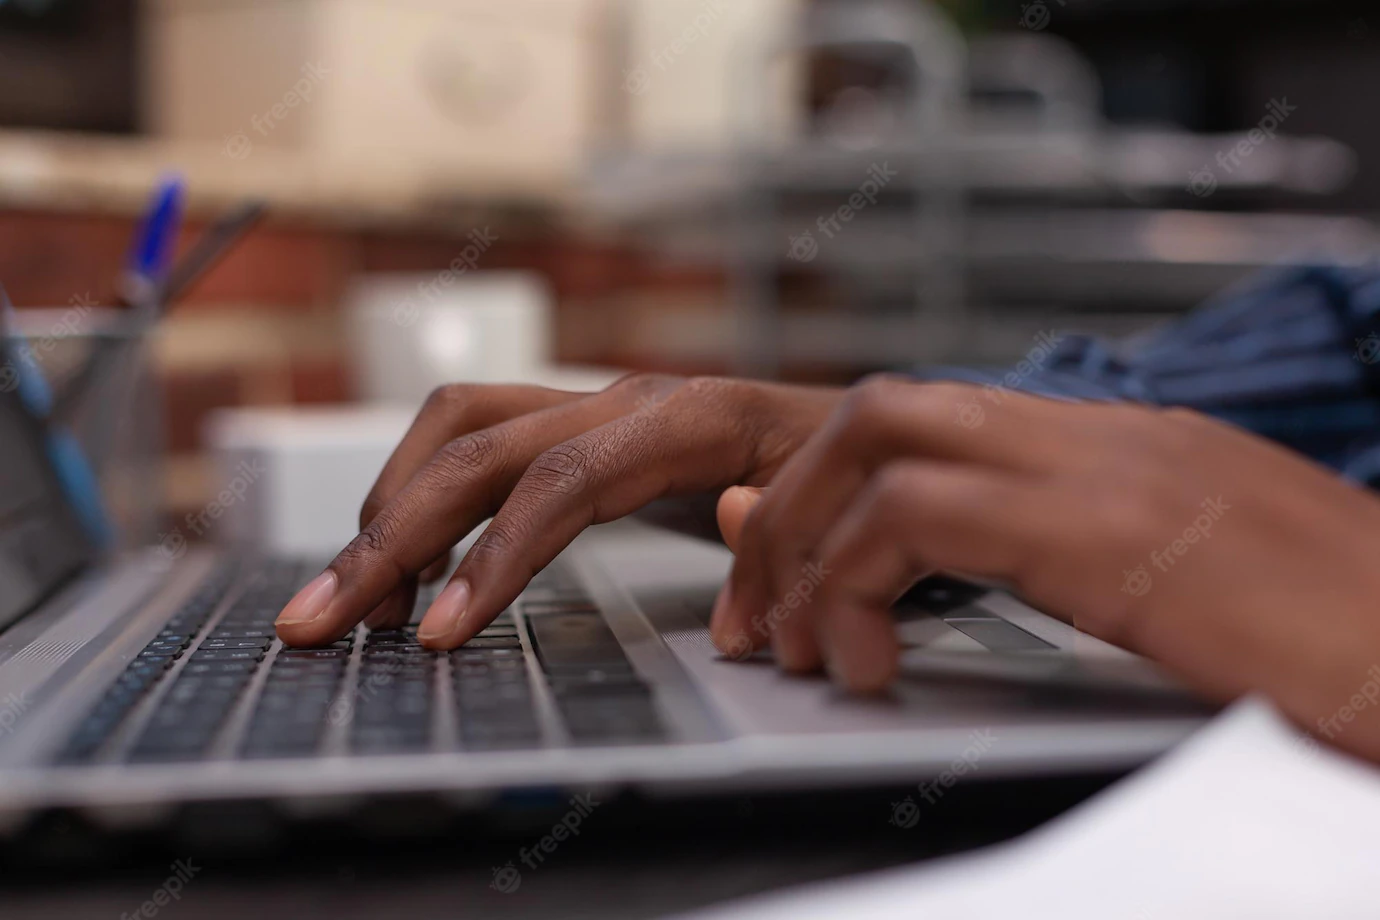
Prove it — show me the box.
[123,175,185,309]
[0,284,111,545]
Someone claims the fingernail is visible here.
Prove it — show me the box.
[418,579,471,642]
[275,571,338,626]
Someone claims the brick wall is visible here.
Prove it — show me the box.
[0,206,732,520]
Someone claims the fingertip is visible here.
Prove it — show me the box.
[274,571,340,646]
[416,579,473,648]
[820,604,900,694]
[717,486,765,555]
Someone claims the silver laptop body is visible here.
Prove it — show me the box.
[0,516,1210,833]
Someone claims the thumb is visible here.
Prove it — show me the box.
[717,486,765,555]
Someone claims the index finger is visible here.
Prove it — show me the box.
[275,376,683,646]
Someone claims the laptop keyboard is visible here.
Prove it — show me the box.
[55,558,667,766]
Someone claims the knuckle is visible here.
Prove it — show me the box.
[663,376,770,443]
[358,493,386,530]
[466,525,517,565]
[871,462,919,509]
[837,374,913,432]
[435,429,504,482]
[422,383,477,418]
[663,375,736,412]
[608,371,681,398]
[524,441,594,497]
[337,521,394,570]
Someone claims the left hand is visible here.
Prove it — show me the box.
[710,377,1380,763]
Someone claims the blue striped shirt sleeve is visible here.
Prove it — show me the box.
[917,265,1380,489]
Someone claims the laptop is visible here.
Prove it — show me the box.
[0,375,1213,831]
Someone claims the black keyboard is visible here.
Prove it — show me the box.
[55,559,666,765]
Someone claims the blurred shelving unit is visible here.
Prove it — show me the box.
[590,0,1376,378]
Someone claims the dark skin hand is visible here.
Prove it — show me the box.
[711,377,1380,764]
[274,374,842,646]
[277,374,1380,763]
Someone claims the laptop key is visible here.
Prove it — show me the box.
[200,637,274,650]
[460,636,522,650]
[278,648,350,660]
[182,660,258,676]
[526,612,627,671]
[945,618,1054,653]
[191,648,265,662]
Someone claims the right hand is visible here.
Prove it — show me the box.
[274,375,844,648]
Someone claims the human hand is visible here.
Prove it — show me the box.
[275,376,842,648]
[711,377,1380,762]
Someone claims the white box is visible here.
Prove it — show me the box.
[144,0,613,192]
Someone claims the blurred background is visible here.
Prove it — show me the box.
[0,0,1375,555]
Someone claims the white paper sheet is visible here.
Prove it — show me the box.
[680,698,1380,919]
